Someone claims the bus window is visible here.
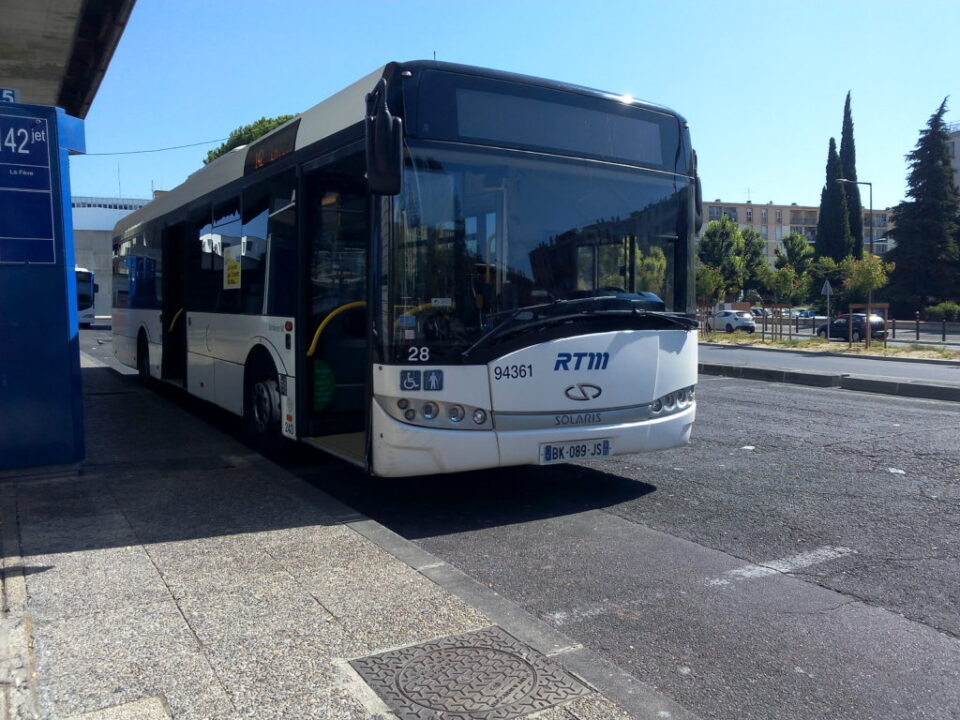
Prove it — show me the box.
[240,189,269,314]
[213,198,242,313]
[265,169,297,318]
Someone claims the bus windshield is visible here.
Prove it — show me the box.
[385,144,693,363]
[76,270,94,310]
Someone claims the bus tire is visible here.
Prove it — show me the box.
[243,355,282,446]
[137,332,151,383]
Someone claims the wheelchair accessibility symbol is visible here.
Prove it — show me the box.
[400,370,421,391]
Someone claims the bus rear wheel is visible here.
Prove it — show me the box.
[137,333,151,383]
[244,359,282,446]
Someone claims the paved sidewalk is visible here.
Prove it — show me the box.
[0,364,693,720]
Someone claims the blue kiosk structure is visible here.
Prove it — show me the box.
[0,102,86,471]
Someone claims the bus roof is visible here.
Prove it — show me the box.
[114,61,685,240]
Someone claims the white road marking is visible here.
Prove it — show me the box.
[80,350,107,368]
[707,546,856,587]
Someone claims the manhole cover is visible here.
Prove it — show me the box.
[351,626,590,720]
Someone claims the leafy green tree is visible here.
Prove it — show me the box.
[697,216,746,299]
[635,246,667,296]
[740,227,768,295]
[885,99,960,312]
[807,256,851,313]
[841,254,894,297]
[695,265,725,308]
[205,115,296,164]
[770,267,809,306]
[815,137,854,262]
[774,232,814,276]
[839,92,864,257]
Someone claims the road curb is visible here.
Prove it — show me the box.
[700,341,960,367]
[699,363,842,388]
[699,363,960,403]
[265,459,703,720]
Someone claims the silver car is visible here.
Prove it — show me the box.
[707,310,757,333]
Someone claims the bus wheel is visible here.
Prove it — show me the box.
[244,362,281,444]
[137,333,151,383]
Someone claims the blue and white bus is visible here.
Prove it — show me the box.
[75,267,97,327]
[111,61,702,477]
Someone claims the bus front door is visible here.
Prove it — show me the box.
[299,158,369,465]
[161,223,187,384]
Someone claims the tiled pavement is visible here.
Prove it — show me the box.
[0,364,664,720]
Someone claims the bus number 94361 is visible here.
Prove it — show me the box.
[494,364,532,380]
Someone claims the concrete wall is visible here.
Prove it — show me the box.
[72,229,114,319]
[71,197,150,322]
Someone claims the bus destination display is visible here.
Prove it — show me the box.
[0,113,56,263]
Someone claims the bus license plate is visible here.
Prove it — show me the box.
[540,438,613,464]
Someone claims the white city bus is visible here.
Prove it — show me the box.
[112,61,702,477]
[75,267,97,327]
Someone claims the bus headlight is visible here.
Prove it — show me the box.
[650,386,695,417]
[376,396,492,430]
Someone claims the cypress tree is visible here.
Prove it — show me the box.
[886,99,960,311]
[815,138,853,262]
[839,92,864,257]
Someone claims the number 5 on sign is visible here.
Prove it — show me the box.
[1,88,20,103]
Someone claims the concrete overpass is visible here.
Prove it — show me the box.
[0,0,136,118]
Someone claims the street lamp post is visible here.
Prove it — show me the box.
[836,178,873,345]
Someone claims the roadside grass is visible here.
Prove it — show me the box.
[699,330,960,360]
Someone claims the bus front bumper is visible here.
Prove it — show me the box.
[370,401,695,478]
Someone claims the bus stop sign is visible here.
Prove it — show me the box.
[0,102,85,471]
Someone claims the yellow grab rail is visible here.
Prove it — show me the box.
[167,307,185,333]
[306,301,367,357]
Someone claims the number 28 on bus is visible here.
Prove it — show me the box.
[111,61,703,477]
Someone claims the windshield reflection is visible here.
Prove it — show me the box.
[387,145,691,362]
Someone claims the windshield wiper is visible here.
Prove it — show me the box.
[461,298,696,359]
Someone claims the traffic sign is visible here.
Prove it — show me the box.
[821,279,833,296]
[0,112,55,263]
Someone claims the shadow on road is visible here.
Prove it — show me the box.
[300,462,656,541]
[5,366,654,559]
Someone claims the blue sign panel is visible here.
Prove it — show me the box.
[0,113,55,263]
[400,370,422,391]
[423,369,444,391]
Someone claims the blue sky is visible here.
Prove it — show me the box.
[69,0,959,211]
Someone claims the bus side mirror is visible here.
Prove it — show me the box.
[93,283,100,294]
[365,79,403,196]
[693,150,703,234]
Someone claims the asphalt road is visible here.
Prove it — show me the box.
[79,330,960,720]
[303,376,960,720]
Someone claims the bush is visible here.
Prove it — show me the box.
[925,301,960,321]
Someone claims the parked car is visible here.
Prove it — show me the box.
[707,310,756,333]
[815,313,887,341]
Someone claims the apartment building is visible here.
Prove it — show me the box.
[700,199,894,265]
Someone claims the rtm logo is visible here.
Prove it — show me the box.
[553,352,610,371]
